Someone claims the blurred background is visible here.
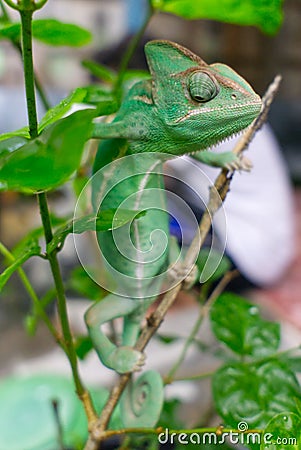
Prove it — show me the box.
[0,0,300,446]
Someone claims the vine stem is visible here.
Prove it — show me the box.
[19,3,97,422]
[114,3,154,92]
[1,0,51,110]
[165,269,239,384]
[0,241,59,340]
[84,74,281,450]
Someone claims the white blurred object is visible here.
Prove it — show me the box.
[166,124,295,286]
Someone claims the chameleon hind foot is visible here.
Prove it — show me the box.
[106,346,146,374]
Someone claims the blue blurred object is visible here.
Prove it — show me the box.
[126,0,149,33]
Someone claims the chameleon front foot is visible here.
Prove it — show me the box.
[168,261,198,289]
[224,154,253,172]
[193,149,252,172]
[106,346,146,374]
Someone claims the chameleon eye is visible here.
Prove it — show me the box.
[188,71,219,102]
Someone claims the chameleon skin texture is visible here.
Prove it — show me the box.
[86,40,262,428]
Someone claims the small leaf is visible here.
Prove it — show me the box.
[0,22,20,42]
[210,293,280,357]
[11,215,67,260]
[75,335,94,360]
[261,412,301,450]
[281,356,301,374]
[0,19,92,46]
[69,266,107,301]
[156,334,179,345]
[47,209,146,254]
[32,19,92,47]
[38,88,88,131]
[82,60,116,83]
[24,315,37,336]
[0,109,95,192]
[0,128,30,143]
[81,86,119,115]
[152,0,283,35]
[213,360,301,430]
[0,136,28,159]
[0,238,41,291]
[196,248,231,283]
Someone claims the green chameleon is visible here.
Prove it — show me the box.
[84,40,262,427]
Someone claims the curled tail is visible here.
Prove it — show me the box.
[120,370,164,428]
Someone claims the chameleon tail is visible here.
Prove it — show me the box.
[120,370,164,428]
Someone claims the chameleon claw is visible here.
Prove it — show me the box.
[239,155,253,171]
[225,155,252,172]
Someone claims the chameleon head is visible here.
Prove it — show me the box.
[145,40,262,154]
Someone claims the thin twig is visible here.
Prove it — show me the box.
[0,241,59,340]
[2,0,19,11]
[165,269,239,383]
[84,75,281,449]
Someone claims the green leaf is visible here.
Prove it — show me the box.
[261,412,301,450]
[210,293,280,357]
[0,238,41,291]
[0,88,93,145]
[11,214,67,260]
[69,266,107,301]
[82,60,116,83]
[0,22,20,41]
[0,109,95,193]
[281,356,301,374]
[0,128,30,143]
[32,19,92,46]
[81,86,119,115]
[152,0,283,35]
[75,335,94,360]
[156,334,179,345]
[25,288,56,336]
[0,19,92,46]
[24,315,37,336]
[47,209,146,254]
[38,88,88,132]
[0,136,28,158]
[196,248,231,283]
[213,360,301,430]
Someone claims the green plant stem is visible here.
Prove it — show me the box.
[165,270,239,384]
[35,0,49,9]
[167,370,215,383]
[37,192,87,396]
[115,4,154,92]
[0,0,9,19]
[20,9,38,138]
[1,0,51,111]
[13,41,51,110]
[2,0,19,11]
[0,241,58,340]
[19,4,96,421]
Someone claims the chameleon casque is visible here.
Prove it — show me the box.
[84,40,262,427]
